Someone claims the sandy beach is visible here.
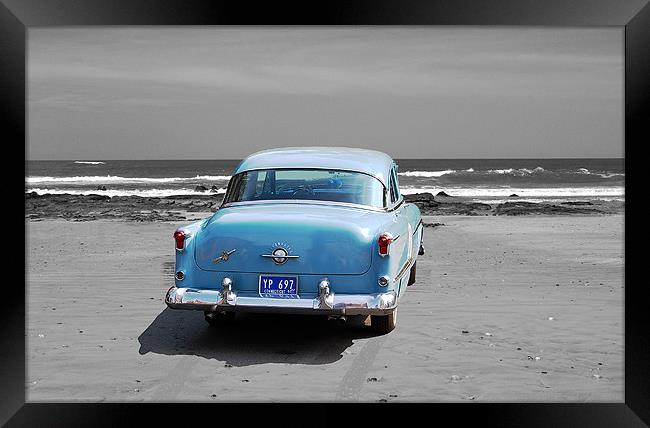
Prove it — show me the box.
[26,214,623,402]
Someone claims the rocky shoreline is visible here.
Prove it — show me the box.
[25,191,624,222]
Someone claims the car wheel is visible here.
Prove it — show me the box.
[407,261,417,286]
[204,311,235,327]
[371,308,397,334]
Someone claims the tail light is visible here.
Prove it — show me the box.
[174,230,186,250]
[378,233,392,256]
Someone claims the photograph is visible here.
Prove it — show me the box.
[25,26,624,403]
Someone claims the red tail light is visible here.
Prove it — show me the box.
[378,233,392,256]
[174,230,186,250]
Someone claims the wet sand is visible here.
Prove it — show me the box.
[26,215,624,402]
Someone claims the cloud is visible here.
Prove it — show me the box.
[29,27,621,101]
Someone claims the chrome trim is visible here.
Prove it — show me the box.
[221,199,388,213]
[317,278,334,309]
[413,219,423,236]
[390,198,405,212]
[165,286,397,315]
[260,247,299,265]
[395,256,414,282]
[394,223,414,282]
[260,254,300,258]
[174,271,185,281]
[213,249,236,264]
[221,277,236,305]
[229,167,388,189]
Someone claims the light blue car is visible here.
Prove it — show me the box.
[165,147,424,333]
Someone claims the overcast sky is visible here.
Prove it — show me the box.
[28,27,623,160]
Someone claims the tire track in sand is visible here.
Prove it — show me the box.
[335,336,387,401]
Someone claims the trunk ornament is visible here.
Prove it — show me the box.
[261,247,300,265]
[213,249,236,264]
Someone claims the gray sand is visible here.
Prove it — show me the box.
[26,215,623,402]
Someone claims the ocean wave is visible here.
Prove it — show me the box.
[26,187,227,198]
[398,167,623,179]
[486,167,545,175]
[398,169,457,177]
[74,161,105,165]
[26,175,232,184]
[26,185,624,202]
[400,186,624,198]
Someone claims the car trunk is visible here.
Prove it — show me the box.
[193,203,383,277]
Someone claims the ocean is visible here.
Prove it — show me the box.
[26,158,624,204]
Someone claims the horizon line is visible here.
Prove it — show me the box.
[26,156,625,162]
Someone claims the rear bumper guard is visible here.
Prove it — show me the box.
[165,285,397,315]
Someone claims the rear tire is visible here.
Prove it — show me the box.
[371,308,397,334]
[407,261,417,286]
[204,311,235,327]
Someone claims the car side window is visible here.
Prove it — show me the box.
[392,166,401,200]
[389,168,398,204]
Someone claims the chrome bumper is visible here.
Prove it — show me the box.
[165,286,397,315]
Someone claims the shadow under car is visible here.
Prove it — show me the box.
[138,308,381,367]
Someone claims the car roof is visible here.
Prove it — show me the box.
[233,147,395,187]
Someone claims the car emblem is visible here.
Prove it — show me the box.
[261,246,300,265]
[213,249,236,264]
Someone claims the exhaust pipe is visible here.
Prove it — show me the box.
[327,315,348,326]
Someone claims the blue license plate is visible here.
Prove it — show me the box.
[259,275,299,298]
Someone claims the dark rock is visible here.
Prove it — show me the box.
[509,194,519,197]
[436,191,452,197]
[404,193,436,203]
[210,185,220,192]
[195,185,209,192]
[495,201,601,216]
[560,201,593,206]
[86,194,110,201]
[97,185,107,191]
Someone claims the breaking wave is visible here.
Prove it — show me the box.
[398,167,623,179]
[26,187,227,198]
[400,186,624,199]
[26,175,232,184]
[398,169,458,177]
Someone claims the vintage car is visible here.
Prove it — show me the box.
[165,147,424,333]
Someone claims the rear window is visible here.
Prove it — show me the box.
[223,169,385,208]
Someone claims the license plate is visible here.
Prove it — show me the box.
[259,275,298,298]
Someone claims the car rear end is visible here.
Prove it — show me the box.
[165,204,402,318]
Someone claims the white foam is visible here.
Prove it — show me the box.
[485,167,545,175]
[597,173,625,179]
[400,186,625,198]
[26,175,232,184]
[398,169,456,177]
[26,187,227,198]
[74,161,105,165]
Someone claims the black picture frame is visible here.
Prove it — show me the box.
[4,0,648,426]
